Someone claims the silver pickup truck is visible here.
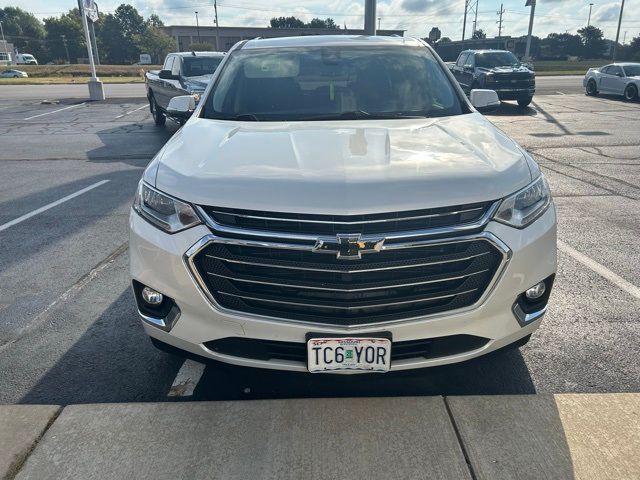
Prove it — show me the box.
[145,51,224,126]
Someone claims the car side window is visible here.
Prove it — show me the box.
[163,55,174,71]
[171,57,181,76]
[456,53,468,67]
[466,54,475,67]
[608,66,623,77]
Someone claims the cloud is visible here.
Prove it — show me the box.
[593,3,620,23]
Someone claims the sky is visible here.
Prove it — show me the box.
[4,0,639,42]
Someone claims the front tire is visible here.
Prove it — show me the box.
[517,96,533,107]
[586,79,598,96]
[149,94,166,126]
[623,84,638,102]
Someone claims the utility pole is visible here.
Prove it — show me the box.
[195,11,201,43]
[587,3,594,27]
[524,0,536,61]
[61,34,70,64]
[463,0,479,41]
[378,17,381,30]
[473,0,479,38]
[622,31,627,44]
[497,3,505,38]
[613,0,625,61]
[214,0,220,51]
[364,0,377,35]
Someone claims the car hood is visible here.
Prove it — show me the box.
[479,65,533,74]
[154,113,533,215]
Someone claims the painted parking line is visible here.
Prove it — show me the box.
[22,102,86,120]
[168,359,206,397]
[0,180,110,233]
[558,240,640,300]
[114,104,148,119]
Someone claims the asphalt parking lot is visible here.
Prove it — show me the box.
[0,78,638,405]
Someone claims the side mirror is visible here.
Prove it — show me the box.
[167,95,196,114]
[464,64,474,72]
[470,89,500,113]
[159,69,178,80]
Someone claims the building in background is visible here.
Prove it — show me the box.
[161,25,405,52]
[0,40,15,65]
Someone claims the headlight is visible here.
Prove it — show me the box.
[133,182,201,233]
[494,175,551,228]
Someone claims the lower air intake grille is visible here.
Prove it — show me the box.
[190,237,504,326]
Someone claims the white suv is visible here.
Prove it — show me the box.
[130,36,556,374]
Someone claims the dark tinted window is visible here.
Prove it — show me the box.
[456,53,469,67]
[475,51,520,68]
[183,56,223,76]
[623,64,640,76]
[607,65,623,76]
[203,46,463,121]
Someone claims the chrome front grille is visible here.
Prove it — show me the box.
[187,203,509,327]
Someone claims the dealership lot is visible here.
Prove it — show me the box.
[0,81,638,405]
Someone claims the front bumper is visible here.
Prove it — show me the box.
[129,205,557,372]
[493,88,536,100]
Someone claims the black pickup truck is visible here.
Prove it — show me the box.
[145,51,224,126]
[448,50,535,107]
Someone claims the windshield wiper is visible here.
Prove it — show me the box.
[299,110,428,121]
[235,114,260,121]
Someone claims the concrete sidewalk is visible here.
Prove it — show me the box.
[2,394,638,480]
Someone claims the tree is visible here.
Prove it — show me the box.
[577,25,606,58]
[269,16,340,29]
[134,27,174,64]
[0,7,47,60]
[97,4,146,64]
[269,16,305,28]
[472,29,486,40]
[541,32,582,58]
[188,42,215,51]
[307,18,340,29]
[439,37,452,43]
[146,14,164,28]
[43,9,85,63]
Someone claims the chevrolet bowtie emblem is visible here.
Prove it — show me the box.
[313,234,385,260]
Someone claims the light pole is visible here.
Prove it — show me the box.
[587,3,594,27]
[80,0,104,100]
[214,0,220,51]
[364,0,376,35]
[195,11,201,43]
[61,34,70,64]
[524,0,536,61]
[612,0,625,61]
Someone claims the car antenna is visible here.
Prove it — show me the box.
[191,51,196,56]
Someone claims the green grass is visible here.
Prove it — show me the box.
[2,64,160,78]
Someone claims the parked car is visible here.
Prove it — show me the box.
[145,51,225,126]
[0,69,28,78]
[15,53,38,65]
[584,63,640,101]
[130,35,556,374]
[448,49,536,107]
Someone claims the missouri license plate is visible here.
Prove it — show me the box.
[307,337,391,373]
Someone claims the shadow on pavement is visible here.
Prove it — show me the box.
[191,347,536,401]
[19,289,183,405]
[486,101,537,117]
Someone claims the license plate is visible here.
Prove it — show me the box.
[307,337,391,373]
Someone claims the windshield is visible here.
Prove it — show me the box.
[183,56,223,77]
[22,54,34,60]
[623,64,640,77]
[476,51,520,68]
[202,46,463,121]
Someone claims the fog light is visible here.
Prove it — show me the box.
[525,281,546,300]
[141,287,163,305]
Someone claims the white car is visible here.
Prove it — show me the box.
[0,69,28,78]
[130,35,557,374]
[584,63,640,101]
[15,53,38,65]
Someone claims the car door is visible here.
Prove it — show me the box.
[460,53,475,92]
[601,65,626,95]
[453,53,468,86]
[162,56,184,108]
[155,55,174,108]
